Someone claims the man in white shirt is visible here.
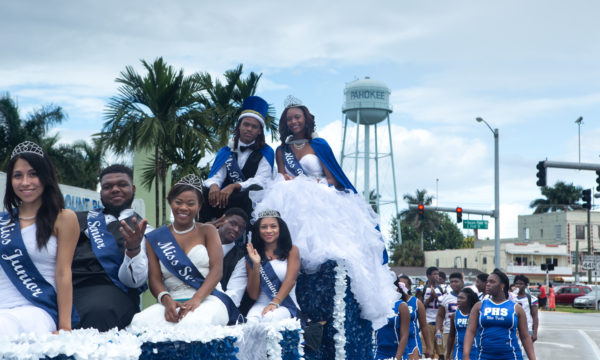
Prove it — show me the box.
[72,165,151,331]
[436,272,464,360]
[512,274,539,341]
[200,96,274,222]
[416,266,444,359]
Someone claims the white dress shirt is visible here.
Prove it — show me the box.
[225,257,248,307]
[100,209,152,288]
[204,140,273,191]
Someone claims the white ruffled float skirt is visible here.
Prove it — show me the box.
[251,175,398,329]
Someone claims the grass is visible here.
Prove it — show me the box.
[549,304,600,313]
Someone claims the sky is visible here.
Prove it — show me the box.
[2,1,600,241]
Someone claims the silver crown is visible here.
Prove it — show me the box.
[284,95,303,109]
[11,141,45,159]
[257,209,281,219]
[175,174,204,193]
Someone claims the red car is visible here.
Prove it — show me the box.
[554,285,592,305]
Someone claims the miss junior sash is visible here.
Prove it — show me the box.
[87,210,147,293]
[247,256,299,317]
[0,211,79,327]
[146,226,244,325]
[282,145,305,177]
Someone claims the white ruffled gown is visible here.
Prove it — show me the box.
[129,244,228,330]
[251,154,397,329]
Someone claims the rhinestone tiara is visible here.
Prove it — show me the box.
[284,95,303,109]
[257,209,281,219]
[11,141,45,159]
[175,174,204,193]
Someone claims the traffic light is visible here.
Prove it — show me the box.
[582,189,592,210]
[418,204,424,220]
[596,170,600,192]
[456,207,463,223]
[536,161,546,187]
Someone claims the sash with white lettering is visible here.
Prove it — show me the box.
[282,144,305,177]
[87,209,146,294]
[0,211,79,327]
[246,256,299,317]
[224,152,246,184]
[146,226,244,325]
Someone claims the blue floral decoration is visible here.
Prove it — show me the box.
[297,260,337,360]
[343,274,373,359]
[139,337,238,360]
[280,329,302,360]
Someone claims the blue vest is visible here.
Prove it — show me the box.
[374,299,404,359]
[403,296,423,359]
[454,309,479,360]
[478,299,522,360]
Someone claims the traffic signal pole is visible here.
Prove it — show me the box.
[408,204,495,217]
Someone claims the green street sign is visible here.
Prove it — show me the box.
[463,219,489,229]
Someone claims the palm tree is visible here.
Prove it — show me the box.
[529,181,584,214]
[400,189,442,250]
[194,64,278,150]
[101,57,207,225]
[0,93,65,168]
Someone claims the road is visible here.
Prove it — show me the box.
[535,310,600,359]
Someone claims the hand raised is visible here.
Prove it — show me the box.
[246,242,261,265]
[120,217,147,253]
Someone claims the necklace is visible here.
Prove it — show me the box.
[287,138,309,150]
[19,215,36,221]
[172,220,196,235]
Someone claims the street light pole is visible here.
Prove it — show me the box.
[477,117,501,270]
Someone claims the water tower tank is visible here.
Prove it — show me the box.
[342,77,392,125]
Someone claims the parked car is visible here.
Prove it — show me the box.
[573,289,600,309]
[554,284,592,305]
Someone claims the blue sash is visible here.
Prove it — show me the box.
[246,256,299,317]
[224,152,246,183]
[146,226,244,325]
[208,145,275,187]
[86,210,147,294]
[0,211,79,327]
[282,145,305,177]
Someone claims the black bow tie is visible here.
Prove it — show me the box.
[239,144,256,152]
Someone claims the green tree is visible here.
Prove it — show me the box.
[428,213,464,250]
[461,236,475,249]
[0,93,65,168]
[102,57,207,225]
[529,181,584,214]
[400,189,442,250]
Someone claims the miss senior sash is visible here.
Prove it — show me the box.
[282,145,305,177]
[246,256,299,317]
[86,209,147,293]
[0,211,79,327]
[146,226,244,325]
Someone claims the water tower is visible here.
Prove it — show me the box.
[341,77,399,216]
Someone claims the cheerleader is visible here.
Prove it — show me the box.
[374,276,409,360]
[463,269,536,360]
[398,275,432,360]
[446,288,479,360]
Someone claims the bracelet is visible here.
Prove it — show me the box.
[157,291,171,304]
[268,301,280,308]
[126,245,141,252]
[273,296,282,302]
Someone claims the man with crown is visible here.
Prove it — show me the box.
[71,164,151,331]
[199,96,275,222]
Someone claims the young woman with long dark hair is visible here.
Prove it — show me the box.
[245,209,300,322]
[0,141,79,338]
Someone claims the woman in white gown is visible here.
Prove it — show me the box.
[251,97,397,329]
[0,141,79,338]
[245,209,300,323]
[130,175,230,329]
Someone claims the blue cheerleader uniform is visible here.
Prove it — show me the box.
[477,298,523,360]
[402,296,422,359]
[374,300,404,359]
[453,309,479,360]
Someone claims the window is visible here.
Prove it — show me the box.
[483,257,487,265]
[576,225,586,240]
[524,228,530,241]
[540,228,544,239]
[572,288,581,294]
[555,225,561,241]
[545,258,558,266]
[464,258,468,268]
[584,288,591,294]
[436,259,439,267]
